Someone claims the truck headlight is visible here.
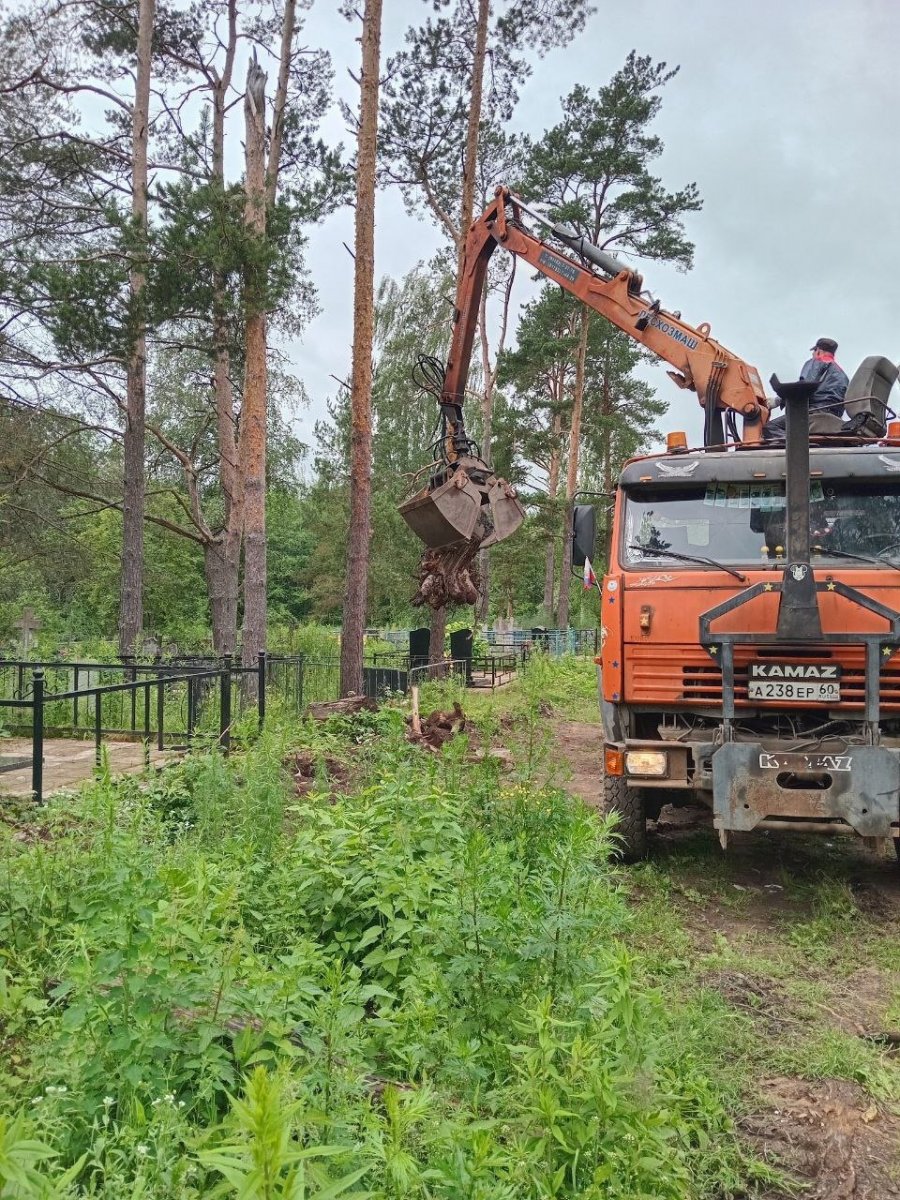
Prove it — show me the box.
[625,750,668,777]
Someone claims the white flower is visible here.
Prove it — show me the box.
[164,1092,175,1103]
[103,1096,114,1107]
[136,1144,149,1157]
[31,1097,42,1105]
[178,1100,186,1109]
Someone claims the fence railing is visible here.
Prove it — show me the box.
[486,628,600,656]
[0,644,529,804]
[365,627,600,658]
[0,655,271,803]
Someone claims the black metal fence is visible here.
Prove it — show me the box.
[364,626,600,659]
[0,648,504,806]
[0,648,519,803]
[0,655,270,803]
[373,652,520,689]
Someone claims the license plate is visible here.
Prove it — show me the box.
[747,662,841,702]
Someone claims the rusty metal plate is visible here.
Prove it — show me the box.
[712,742,900,837]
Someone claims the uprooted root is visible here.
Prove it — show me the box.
[412,539,481,609]
[407,702,469,751]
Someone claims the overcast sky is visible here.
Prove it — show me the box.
[290,0,900,451]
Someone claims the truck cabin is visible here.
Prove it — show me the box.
[606,442,900,742]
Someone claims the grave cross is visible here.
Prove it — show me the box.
[14,607,41,657]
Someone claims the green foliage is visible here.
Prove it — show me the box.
[521,55,702,266]
[0,1112,86,1197]
[380,0,593,235]
[0,661,753,1197]
[198,1068,369,1199]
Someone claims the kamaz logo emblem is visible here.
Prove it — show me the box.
[749,664,838,679]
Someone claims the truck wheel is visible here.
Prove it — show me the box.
[603,774,647,862]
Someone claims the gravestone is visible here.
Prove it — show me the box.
[409,627,430,670]
[14,607,41,658]
[493,615,512,639]
[449,627,473,685]
[141,636,161,659]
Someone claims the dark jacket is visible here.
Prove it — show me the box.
[800,355,849,416]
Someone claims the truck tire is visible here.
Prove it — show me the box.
[603,774,647,862]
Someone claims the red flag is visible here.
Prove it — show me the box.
[583,556,598,590]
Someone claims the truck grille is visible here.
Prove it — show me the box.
[627,644,900,709]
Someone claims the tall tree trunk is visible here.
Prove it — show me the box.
[476,285,493,623]
[455,0,489,282]
[557,310,591,631]
[266,0,296,210]
[600,346,614,564]
[205,539,236,653]
[118,0,155,656]
[240,59,268,670]
[207,328,242,654]
[429,606,446,668]
[339,0,383,697]
[207,0,240,655]
[543,413,562,623]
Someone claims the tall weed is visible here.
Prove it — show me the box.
[0,668,746,1197]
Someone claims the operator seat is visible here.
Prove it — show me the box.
[805,355,898,437]
[842,355,898,437]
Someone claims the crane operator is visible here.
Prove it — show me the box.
[764,337,849,440]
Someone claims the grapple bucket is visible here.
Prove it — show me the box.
[399,462,525,550]
[398,471,484,549]
[479,478,526,548]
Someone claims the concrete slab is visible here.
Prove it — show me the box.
[0,738,176,798]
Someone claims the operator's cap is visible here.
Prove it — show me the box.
[811,337,838,354]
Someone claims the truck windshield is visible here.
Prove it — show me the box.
[623,481,900,568]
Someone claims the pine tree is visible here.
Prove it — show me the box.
[520,54,702,627]
[339,0,384,697]
[380,0,592,651]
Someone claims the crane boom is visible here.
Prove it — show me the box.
[444,186,769,448]
[399,185,771,607]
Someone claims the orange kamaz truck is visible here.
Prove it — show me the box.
[400,186,900,860]
[586,424,900,860]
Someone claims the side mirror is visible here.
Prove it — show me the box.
[572,504,596,567]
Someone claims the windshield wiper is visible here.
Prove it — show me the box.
[811,545,900,573]
[627,544,748,582]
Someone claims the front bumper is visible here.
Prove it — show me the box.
[712,742,900,838]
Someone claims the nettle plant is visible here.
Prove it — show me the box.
[0,665,744,1198]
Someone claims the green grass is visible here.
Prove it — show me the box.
[0,659,768,1199]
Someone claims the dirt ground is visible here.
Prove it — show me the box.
[549,717,900,1199]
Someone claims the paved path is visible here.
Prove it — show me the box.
[0,738,174,797]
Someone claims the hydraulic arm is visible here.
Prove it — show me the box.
[399,186,771,604]
[448,186,769,450]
